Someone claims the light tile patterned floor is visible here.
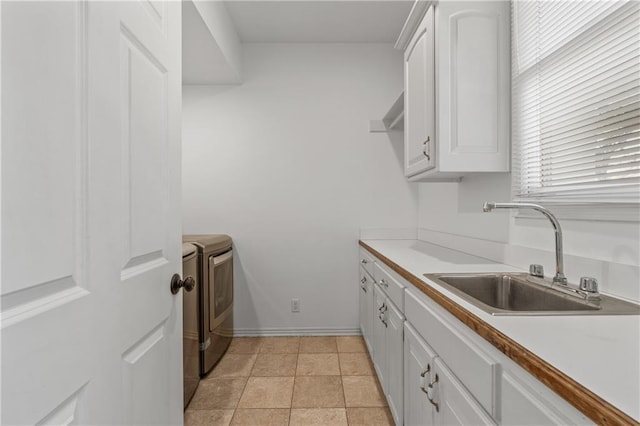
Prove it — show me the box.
[184,336,394,426]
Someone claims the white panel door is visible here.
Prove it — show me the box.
[1,1,183,424]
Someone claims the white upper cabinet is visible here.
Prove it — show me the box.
[404,5,436,177]
[399,1,510,181]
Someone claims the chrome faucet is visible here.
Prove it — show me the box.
[483,202,568,286]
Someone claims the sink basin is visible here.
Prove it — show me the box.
[424,273,640,316]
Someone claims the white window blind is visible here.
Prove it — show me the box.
[512,0,640,203]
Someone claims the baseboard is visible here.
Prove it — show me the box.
[233,327,362,337]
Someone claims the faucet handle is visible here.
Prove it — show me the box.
[529,264,544,278]
[579,277,599,293]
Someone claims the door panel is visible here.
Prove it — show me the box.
[1,2,92,424]
[122,324,171,425]
[120,27,169,273]
[88,1,182,424]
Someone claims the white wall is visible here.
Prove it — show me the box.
[183,44,418,334]
[417,174,640,302]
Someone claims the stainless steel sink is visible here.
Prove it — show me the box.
[424,273,640,316]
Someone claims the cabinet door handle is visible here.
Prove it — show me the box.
[378,311,387,327]
[428,373,439,388]
[361,259,368,264]
[419,364,432,397]
[427,373,439,412]
[423,136,431,161]
[420,364,431,377]
[361,277,367,284]
[379,279,389,288]
[360,284,367,293]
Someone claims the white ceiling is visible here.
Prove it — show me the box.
[223,1,414,43]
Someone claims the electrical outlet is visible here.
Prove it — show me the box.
[291,298,300,313]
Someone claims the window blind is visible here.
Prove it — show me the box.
[511,0,640,203]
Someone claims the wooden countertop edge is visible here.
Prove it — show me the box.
[359,240,638,426]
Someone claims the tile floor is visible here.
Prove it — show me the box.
[184,336,394,426]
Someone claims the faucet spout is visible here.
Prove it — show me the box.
[482,202,567,285]
[482,202,495,212]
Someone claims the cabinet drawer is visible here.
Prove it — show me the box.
[501,372,591,425]
[359,248,375,278]
[405,290,498,416]
[373,262,405,311]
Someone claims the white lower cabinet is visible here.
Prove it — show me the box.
[404,288,592,426]
[435,358,496,425]
[404,322,437,426]
[404,323,494,426]
[371,284,404,426]
[385,300,404,424]
[360,248,592,426]
[372,285,388,388]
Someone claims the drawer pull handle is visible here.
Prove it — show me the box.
[360,284,367,293]
[361,277,367,284]
[361,259,368,264]
[378,303,386,312]
[379,279,389,288]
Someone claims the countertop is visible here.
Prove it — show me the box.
[360,239,640,424]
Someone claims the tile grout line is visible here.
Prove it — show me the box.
[288,347,299,426]
[229,338,262,425]
[335,339,350,425]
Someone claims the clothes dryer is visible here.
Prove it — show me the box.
[182,234,233,376]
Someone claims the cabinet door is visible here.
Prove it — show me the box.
[404,5,435,177]
[372,285,388,390]
[436,1,510,173]
[404,323,437,426]
[386,301,405,426]
[433,358,496,426]
[358,269,373,354]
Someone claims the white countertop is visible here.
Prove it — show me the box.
[361,239,640,422]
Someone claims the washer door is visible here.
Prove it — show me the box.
[208,249,234,331]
